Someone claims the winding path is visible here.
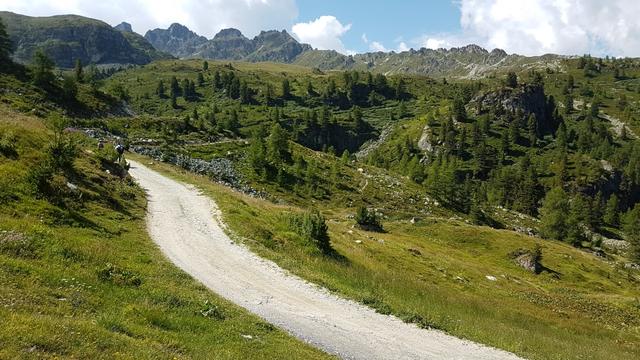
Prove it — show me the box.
[128,160,522,360]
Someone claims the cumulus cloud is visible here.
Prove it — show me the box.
[369,41,387,52]
[396,42,410,52]
[420,0,640,56]
[0,0,298,38]
[291,15,353,54]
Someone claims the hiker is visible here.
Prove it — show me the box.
[115,143,125,163]
[98,139,104,150]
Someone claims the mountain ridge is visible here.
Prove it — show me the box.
[0,11,564,77]
[0,11,171,67]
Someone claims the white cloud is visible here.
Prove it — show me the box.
[369,41,386,52]
[361,33,369,44]
[397,41,410,52]
[0,0,298,38]
[418,0,640,56]
[291,15,353,54]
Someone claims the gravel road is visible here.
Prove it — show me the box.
[128,160,522,360]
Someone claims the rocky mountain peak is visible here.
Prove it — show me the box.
[214,28,245,40]
[114,22,133,33]
[456,44,488,54]
[490,48,508,58]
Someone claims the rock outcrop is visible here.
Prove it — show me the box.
[144,23,208,59]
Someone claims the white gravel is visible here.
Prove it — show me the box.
[128,160,523,360]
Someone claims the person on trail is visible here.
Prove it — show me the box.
[115,143,125,163]
[98,139,104,150]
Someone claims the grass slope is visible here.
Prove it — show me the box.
[0,107,330,359]
[135,154,640,360]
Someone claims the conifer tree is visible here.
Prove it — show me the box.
[0,18,12,68]
[74,59,83,82]
[540,187,570,241]
[170,76,181,98]
[623,204,640,261]
[604,194,620,226]
[31,50,55,88]
[281,78,291,99]
[213,70,221,89]
[527,113,538,147]
[197,72,204,86]
[156,79,166,98]
[505,72,518,87]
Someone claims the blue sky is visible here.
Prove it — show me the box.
[296,0,461,53]
[1,0,640,56]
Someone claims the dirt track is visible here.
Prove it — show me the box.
[128,160,522,360]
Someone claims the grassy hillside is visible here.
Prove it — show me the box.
[0,103,329,358]
[3,43,640,359]
[133,154,640,360]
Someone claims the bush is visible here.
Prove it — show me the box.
[355,206,383,231]
[0,230,39,258]
[47,139,78,171]
[97,263,142,287]
[199,300,225,320]
[27,158,55,196]
[0,130,17,158]
[287,209,331,254]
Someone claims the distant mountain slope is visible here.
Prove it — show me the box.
[114,23,173,62]
[0,12,168,68]
[294,45,565,78]
[148,23,311,63]
[145,22,564,78]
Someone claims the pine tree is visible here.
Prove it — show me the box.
[170,76,181,98]
[306,81,314,97]
[341,149,351,164]
[264,84,274,105]
[509,120,520,145]
[170,92,178,108]
[197,72,204,87]
[505,72,518,87]
[452,97,466,121]
[31,50,55,88]
[564,94,573,114]
[213,70,221,89]
[540,187,570,241]
[623,204,640,261]
[74,59,83,82]
[61,76,78,102]
[203,60,209,71]
[527,113,538,147]
[0,18,12,68]
[590,99,600,118]
[225,109,239,134]
[248,130,267,174]
[181,78,190,99]
[267,122,290,165]
[394,78,405,100]
[556,120,567,150]
[281,78,291,99]
[229,77,240,99]
[604,194,620,226]
[240,81,251,104]
[499,129,510,163]
[156,79,166,98]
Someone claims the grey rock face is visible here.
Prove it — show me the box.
[144,23,208,58]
